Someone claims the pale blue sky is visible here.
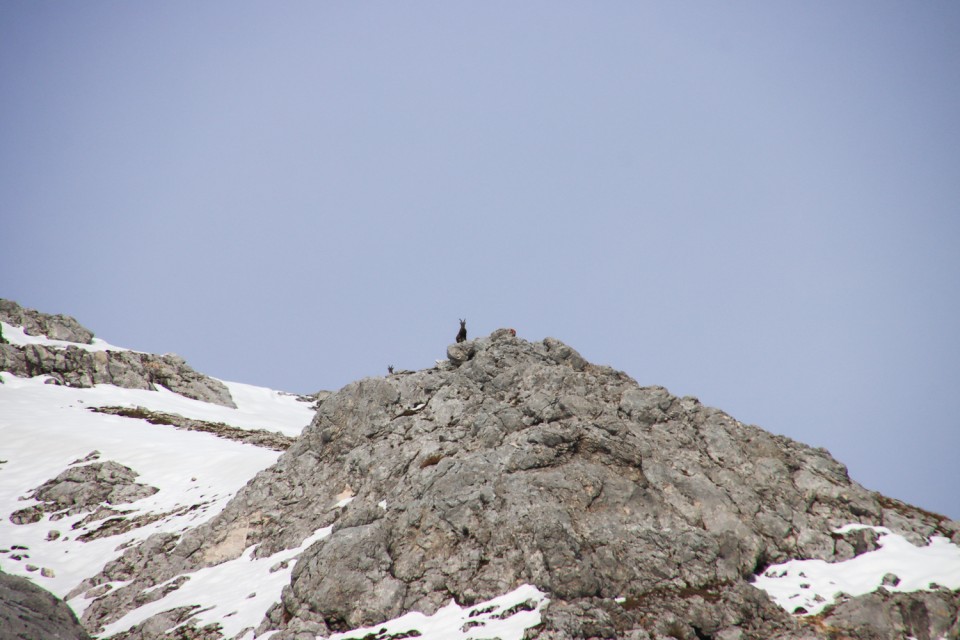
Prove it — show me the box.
[2,2,958,519]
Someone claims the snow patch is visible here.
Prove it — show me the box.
[324,583,549,640]
[100,527,333,638]
[0,372,313,604]
[752,524,960,616]
[221,380,317,436]
[1,320,127,352]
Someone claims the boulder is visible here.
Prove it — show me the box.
[9,460,159,525]
[0,570,91,640]
[0,299,94,344]
[818,588,960,640]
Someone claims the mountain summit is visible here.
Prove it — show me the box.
[1,303,959,639]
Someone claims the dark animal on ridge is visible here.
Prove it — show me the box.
[456,319,467,343]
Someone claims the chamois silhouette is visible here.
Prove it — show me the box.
[456,319,467,343]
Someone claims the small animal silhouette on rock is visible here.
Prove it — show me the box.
[456,319,467,343]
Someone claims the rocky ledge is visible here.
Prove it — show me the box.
[0,299,235,408]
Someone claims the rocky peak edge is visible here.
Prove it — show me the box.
[0,299,235,408]
[78,328,959,639]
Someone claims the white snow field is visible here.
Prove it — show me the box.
[0,325,315,631]
[99,526,335,638]
[752,524,960,616]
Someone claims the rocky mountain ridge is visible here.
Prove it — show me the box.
[75,328,960,639]
[0,299,235,407]
[1,302,958,640]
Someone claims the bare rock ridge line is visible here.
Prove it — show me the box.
[73,328,959,639]
[90,405,296,451]
[0,344,237,408]
[0,299,235,408]
[0,299,94,344]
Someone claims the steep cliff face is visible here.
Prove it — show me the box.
[76,328,960,639]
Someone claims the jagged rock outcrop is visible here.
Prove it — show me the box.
[4,457,181,549]
[0,299,94,345]
[0,300,235,407]
[89,406,296,451]
[818,588,960,640]
[0,570,91,640]
[9,460,159,526]
[76,330,960,639]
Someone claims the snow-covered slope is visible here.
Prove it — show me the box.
[0,372,310,594]
[0,324,314,629]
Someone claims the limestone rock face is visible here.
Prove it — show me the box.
[75,330,959,639]
[0,300,235,407]
[0,343,235,407]
[9,460,159,526]
[821,588,960,640]
[0,299,94,344]
[0,570,91,640]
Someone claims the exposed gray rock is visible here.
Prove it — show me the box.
[142,352,236,408]
[308,390,333,405]
[74,330,959,639]
[830,523,882,561]
[881,572,901,588]
[446,338,476,365]
[9,461,158,526]
[816,588,960,640]
[0,570,91,640]
[0,299,235,407]
[0,341,235,408]
[89,406,295,451]
[0,299,94,344]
